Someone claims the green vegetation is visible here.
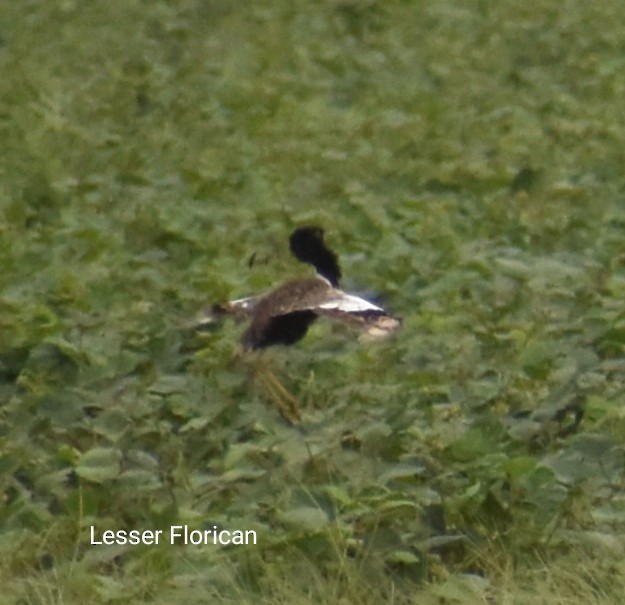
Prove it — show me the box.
[2,0,625,602]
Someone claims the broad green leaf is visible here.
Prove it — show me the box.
[75,447,122,483]
[280,506,329,532]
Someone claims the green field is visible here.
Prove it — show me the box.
[2,1,625,603]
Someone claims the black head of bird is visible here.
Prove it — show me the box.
[199,227,401,350]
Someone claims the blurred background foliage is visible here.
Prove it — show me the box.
[2,0,625,603]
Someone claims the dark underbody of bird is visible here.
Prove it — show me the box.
[196,226,401,350]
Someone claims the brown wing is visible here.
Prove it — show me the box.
[240,278,332,349]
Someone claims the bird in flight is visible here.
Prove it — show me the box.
[198,226,401,350]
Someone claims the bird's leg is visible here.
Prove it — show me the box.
[253,363,302,424]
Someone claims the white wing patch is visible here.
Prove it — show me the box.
[227,295,259,312]
[191,294,259,328]
[316,292,384,313]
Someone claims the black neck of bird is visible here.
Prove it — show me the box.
[289,227,342,287]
